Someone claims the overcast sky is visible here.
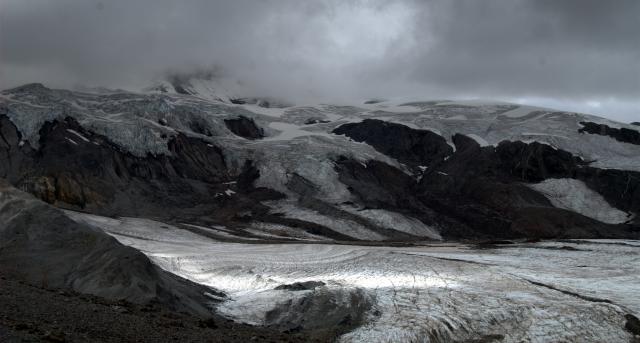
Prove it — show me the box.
[1,0,638,122]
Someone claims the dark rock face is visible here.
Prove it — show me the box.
[304,118,330,125]
[172,84,191,95]
[275,281,326,291]
[439,135,640,219]
[418,134,639,238]
[230,97,291,108]
[229,98,246,105]
[0,115,354,241]
[0,115,261,222]
[579,121,640,145]
[493,139,585,182]
[632,122,640,126]
[333,119,453,169]
[626,314,640,336]
[0,181,218,317]
[264,288,371,336]
[335,157,420,209]
[224,116,264,140]
[188,117,213,136]
[333,156,467,238]
[332,125,639,240]
[576,168,640,217]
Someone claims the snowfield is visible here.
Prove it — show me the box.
[67,211,640,343]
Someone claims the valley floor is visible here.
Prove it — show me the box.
[67,211,640,343]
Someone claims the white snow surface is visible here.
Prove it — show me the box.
[529,178,632,224]
[67,211,640,343]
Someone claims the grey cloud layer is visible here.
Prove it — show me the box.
[1,0,638,121]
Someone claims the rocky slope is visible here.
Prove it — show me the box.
[0,180,217,317]
[0,273,320,343]
[1,82,639,241]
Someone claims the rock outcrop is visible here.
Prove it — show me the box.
[332,125,639,239]
[333,119,453,170]
[224,116,264,140]
[417,135,639,239]
[579,121,640,146]
[0,115,236,218]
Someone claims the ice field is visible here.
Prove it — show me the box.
[68,211,640,342]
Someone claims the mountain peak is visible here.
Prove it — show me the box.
[144,69,243,103]
[143,70,292,108]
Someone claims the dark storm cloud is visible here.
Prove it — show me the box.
[403,1,640,98]
[1,0,638,121]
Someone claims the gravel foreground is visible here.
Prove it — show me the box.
[0,274,329,343]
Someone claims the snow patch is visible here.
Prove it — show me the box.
[528,178,631,224]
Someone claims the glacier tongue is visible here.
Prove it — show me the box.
[67,210,640,343]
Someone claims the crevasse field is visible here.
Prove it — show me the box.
[67,211,640,343]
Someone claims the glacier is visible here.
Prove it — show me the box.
[66,210,640,343]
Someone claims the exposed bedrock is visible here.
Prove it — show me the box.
[274,281,326,291]
[223,116,264,140]
[264,287,372,336]
[230,97,291,109]
[334,157,427,211]
[333,119,453,169]
[579,121,640,146]
[576,168,640,217]
[0,115,276,221]
[332,122,639,239]
[419,134,639,238]
[626,314,640,336]
[0,115,359,241]
[0,180,219,317]
[333,156,478,239]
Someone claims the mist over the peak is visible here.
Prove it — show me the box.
[1,0,638,121]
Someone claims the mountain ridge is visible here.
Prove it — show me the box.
[1,82,639,242]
